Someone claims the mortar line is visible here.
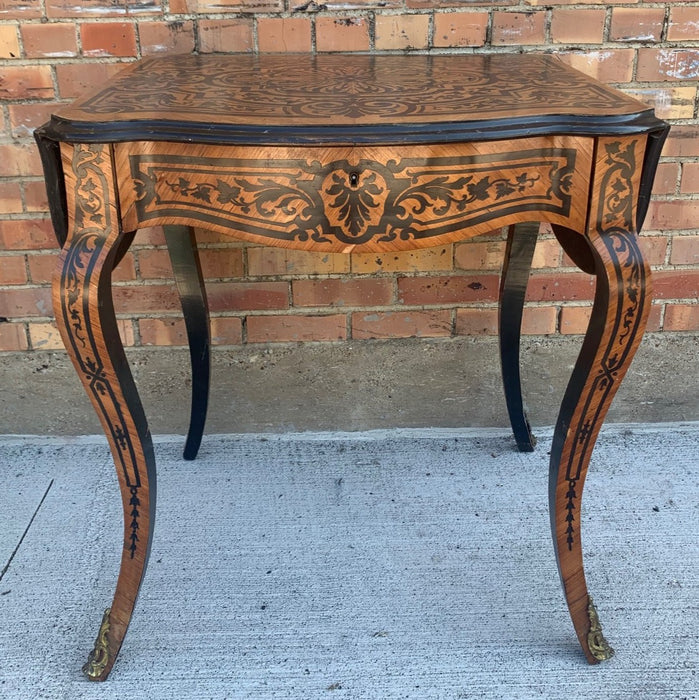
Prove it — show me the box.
[0,479,54,584]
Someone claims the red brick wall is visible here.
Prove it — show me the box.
[0,1,697,351]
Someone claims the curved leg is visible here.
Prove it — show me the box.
[551,137,650,663]
[164,225,211,461]
[53,143,156,681]
[499,222,538,452]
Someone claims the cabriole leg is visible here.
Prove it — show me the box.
[550,136,650,663]
[53,143,156,681]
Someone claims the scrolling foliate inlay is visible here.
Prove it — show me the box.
[129,149,576,248]
[61,143,143,558]
[564,139,645,551]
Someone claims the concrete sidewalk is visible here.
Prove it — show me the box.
[0,424,697,700]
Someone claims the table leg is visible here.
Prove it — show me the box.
[164,225,211,461]
[499,222,538,452]
[53,143,156,681]
[550,137,651,663]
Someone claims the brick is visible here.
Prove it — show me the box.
[551,9,605,44]
[257,17,312,53]
[680,163,699,195]
[0,219,56,250]
[662,126,699,158]
[663,304,699,331]
[200,248,244,279]
[0,0,42,18]
[292,278,393,308]
[199,19,254,53]
[138,318,187,346]
[9,103,58,139]
[652,162,680,196]
[23,181,50,212]
[559,49,635,84]
[667,7,699,41]
[522,306,557,334]
[56,62,122,99]
[28,322,64,350]
[0,65,53,100]
[248,248,349,276]
[651,270,699,300]
[139,20,196,55]
[492,11,545,45]
[526,0,633,5]
[24,251,132,286]
[0,182,22,214]
[624,86,696,120]
[322,0,401,6]
[0,322,28,350]
[351,246,452,274]
[0,254,27,284]
[410,0,513,7]
[637,49,699,82]
[610,8,665,42]
[133,226,166,246]
[352,310,451,339]
[526,272,595,302]
[455,308,498,335]
[375,14,429,51]
[81,22,138,57]
[210,316,242,345]
[179,0,282,11]
[560,306,590,335]
[455,240,506,271]
[0,142,43,177]
[246,314,346,343]
[137,249,172,279]
[648,200,699,231]
[46,0,161,18]
[670,236,699,265]
[207,281,289,312]
[21,22,77,58]
[0,287,52,318]
[316,17,370,52]
[532,239,562,269]
[113,283,180,313]
[398,274,499,305]
[0,23,19,58]
[433,11,488,48]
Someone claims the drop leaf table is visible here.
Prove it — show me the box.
[35,53,668,681]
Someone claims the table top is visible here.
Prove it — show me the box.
[48,53,660,145]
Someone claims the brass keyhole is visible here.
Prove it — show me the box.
[349,172,359,187]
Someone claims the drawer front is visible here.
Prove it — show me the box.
[117,138,592,252]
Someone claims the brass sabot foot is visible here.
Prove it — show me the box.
[82,607,111,680]
[587,596,615,662]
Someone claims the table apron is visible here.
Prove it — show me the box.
[113,137,594,253]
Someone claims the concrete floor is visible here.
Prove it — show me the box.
[1,424,697,699]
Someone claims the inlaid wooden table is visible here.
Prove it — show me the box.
[36,53,668,681]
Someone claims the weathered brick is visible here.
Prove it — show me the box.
[352,309,452,339]
[248,247,349,276]
[667,6,699,41]
[663,304,699,331]
[521,306,557,335]
[0,322,28,351]
[0,286,52,318]
[455,240,506,271]
[648,200,699,231]
[455,308,498,335]
[0,218,56,250]
[652,270,699,299]
[351,246,452,274]
[113,283,180,313]
[680,163,699,195]
[56,62,123,99]
[670,236,699,265]
[398,274,499,305]
[433,11,488,47]
[179,0,282,12]
[625,86,696,120]
[637,49,699,82]
[28,322,64,350]
[207,281,289,312]
[210,316,243,345]
[138,318,188,346]
[551,9,605,44]
[0,23,19,58]
[316,17,370,52]
[46,0,161,18]
[81,22,138,57]
[247,314,346,343]
[139,20,196,55]
[409,0,512,7]
[257,17,312,53]
[662,126,699,158]
[559,49,635,84]
[0,254,27,283]
[292,278,393,308]
[491,11,545,45]
[200,248,244,279]
[0,142,43,177]
[23,181,50,212]
[0,182,22,214]
[199,19,254,53]
[375,14,430,51]
[21,22,78,58]
[8,103,58,139]
[652,162,680,196]
[610,8,665,42]
[526,272,595,302]
[0,65,53,100]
